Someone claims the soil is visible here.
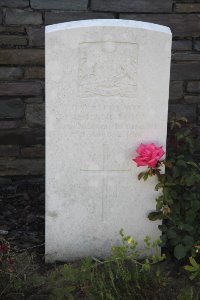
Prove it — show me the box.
[0,177,45,253]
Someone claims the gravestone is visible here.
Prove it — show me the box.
[45,19,172,262]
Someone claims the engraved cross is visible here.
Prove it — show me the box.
[80,144,131,220]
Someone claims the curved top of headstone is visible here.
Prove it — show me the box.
[46,19,171,35]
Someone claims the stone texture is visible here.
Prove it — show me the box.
[31,0,88,10]
[45,12,114,25]
[184,95,200,104]
[24,67,45,79]
[120,14,200,37]
[26,104,45,127]
[0,120,21,129]
[0,129,45,145]
[176,0,200,2]
[169,104,196,122]
[172,53,200,61]
[0,158,44,175]
[46,19,172,261]
[0,11,3,24]
[0,49,44,65]
[0,67,23,80]
[0,35,27,45]
[0,82,42,96]
[0,0,29,7]
[175,3,200,12]
[0,145,20,157]
[0,99,24,119]
[91,0,172,12]
[171,63,200,80]
[194,40,200,51]
[169,81,183,101]
[187,81,200,93]
[24,97,43,103]
[21,146,45,158]
[172,40,192,51]
[27,27,44,46]
[0,26,24,33]
[6,8,42,25]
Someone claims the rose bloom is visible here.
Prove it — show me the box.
[132,143,165,168]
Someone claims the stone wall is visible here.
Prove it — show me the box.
[0,0,199,177]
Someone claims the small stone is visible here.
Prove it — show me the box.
[21,146,45,158]
[0,67,23,80]
[169,104,196,122]
[0,128,45,145]
[91,0,172,12]
[194,40,200,51]
[175,3,200,13]
[26,214,36,224]
[169,81,183,101]
[24,97,43,103]
[45,11,114,25]
[0,0,29,7]
[0,230,8,235]
[27,27,44,46]
[172,40,192,51]
[0,120,21,129]
[0,178,12,184]
[31,0,88,10]
[172,53,200,61]
[0,98,24,119]
[0,158,45,175]
[171,63,200,80]
[184,95,200,104]
[0,49,44,65]
[120,14,200,37]
[187,81,200,93]
[6,8,42,25]
[0,26,25,33]
[0,35,27,45]
[0,145,20,157]
[0,82,43,96]
[26,104,45,128]
[24,67,45,79]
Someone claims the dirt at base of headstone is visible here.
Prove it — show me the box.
[0,177,45,253]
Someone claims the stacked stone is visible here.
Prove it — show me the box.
[0,0,199,177]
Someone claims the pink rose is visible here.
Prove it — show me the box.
[132,143,165,168]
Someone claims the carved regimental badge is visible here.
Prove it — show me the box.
[79,41,138,98]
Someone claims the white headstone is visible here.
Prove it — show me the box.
[45,19,172,262]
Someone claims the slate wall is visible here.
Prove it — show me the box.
[0,0,199,178]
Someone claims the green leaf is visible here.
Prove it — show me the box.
[184,265,196,272]
[167,229,177,239]
[138,172,146,180]
[183,236,194,246]
[143,172,149,181]
[187,161,200,170]
[148,211,163,221]
[172,166,180,178]
[189,256,199,268]
[183,224,194,234]
[158,225,167,232]
[174,244,187,260]
[155,183,163,191]
[176,160,187,168]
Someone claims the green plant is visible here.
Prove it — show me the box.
[184,256,200,280]
[0,237,46,300]
[49,230,166,300]
[135,116,200,260]
[177,286,200,300]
